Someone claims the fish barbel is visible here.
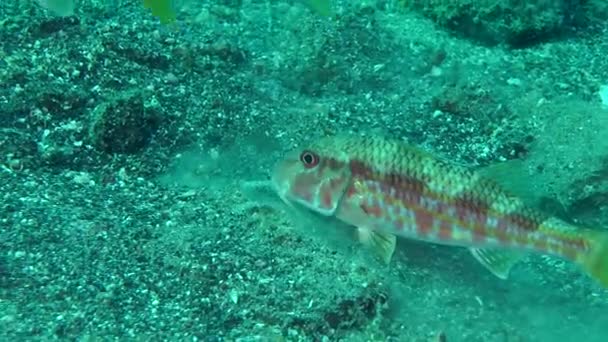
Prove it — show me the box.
[271,135,608,287]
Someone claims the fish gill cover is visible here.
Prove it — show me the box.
[1,0,608,341]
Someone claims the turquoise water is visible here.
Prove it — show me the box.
[1,1,608,341]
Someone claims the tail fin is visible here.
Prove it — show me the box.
[579,230,608,288]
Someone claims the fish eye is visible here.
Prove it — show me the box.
[300,150,319,168]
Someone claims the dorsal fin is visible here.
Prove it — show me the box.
[477,159,539,206]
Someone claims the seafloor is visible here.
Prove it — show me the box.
[1,1,608,341]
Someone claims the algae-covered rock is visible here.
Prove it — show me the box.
[403,0,575,47]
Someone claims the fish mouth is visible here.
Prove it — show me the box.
[270,160,294,207]
[270,177,289,206]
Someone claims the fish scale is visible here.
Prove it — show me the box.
[357,176,483,243]
[342,139,587,257]
[355,167,510,242]
[272,135,608,288]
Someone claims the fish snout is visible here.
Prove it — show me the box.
[271,159,299,203]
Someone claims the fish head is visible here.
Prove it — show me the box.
[272,144,351,216]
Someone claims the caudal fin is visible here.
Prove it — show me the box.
[579,230,608,288]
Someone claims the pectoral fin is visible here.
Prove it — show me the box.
[469,248,526,280]
[357,228,396,264]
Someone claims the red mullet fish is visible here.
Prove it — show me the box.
[271,135,608,288]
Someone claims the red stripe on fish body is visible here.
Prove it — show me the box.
[437,219,453,241]
[320,186,333,210]
[414,209,435,237]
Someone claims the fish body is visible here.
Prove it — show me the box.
[272,135,608,287]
